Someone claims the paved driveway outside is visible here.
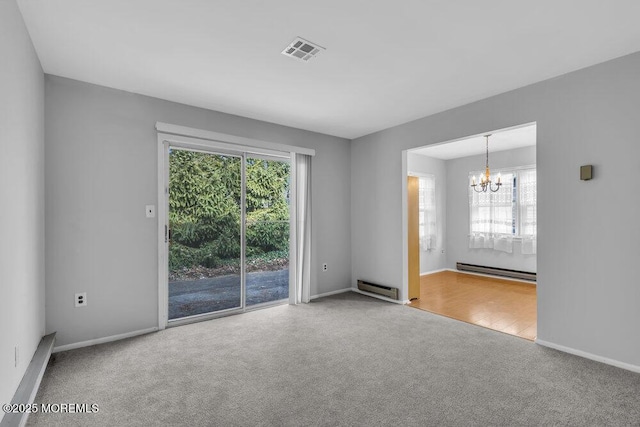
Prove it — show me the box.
[169,268,289,319]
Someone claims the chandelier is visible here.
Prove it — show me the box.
[471,134,502,193]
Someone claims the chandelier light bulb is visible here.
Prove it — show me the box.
[471,134,503,193]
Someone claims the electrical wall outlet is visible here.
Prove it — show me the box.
[75,292,87,307]
[322,263,328,272]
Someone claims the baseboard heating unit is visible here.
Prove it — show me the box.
[456,263,536,282]
[357,280,399,300]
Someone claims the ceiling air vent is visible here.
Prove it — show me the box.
[281,37,325,62]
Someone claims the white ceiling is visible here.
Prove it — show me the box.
[410,124,536,160]
[17,1,640,139]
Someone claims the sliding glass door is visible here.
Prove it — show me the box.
[245,156,290,306]
[166,147,289,321]
[167,149,242,319]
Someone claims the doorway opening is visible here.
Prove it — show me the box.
[404,123,537,340]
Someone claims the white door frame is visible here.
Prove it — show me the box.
[156,132,293,330]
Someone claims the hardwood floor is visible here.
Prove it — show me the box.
[408,270,537,341]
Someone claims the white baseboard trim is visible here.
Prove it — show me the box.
[53,327,159,353]
[351,287,409,305]
[535,339,640,374]
[420,268,447,276]
[310,288,352,300]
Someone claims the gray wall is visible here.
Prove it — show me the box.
[446,145,536,272]
[351,51,640,368]
[0,0,45,411]
[45,76,351,347]
[407,153,447,273]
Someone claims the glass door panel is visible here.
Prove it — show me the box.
[245,157,290,306]
[168,149,242,319]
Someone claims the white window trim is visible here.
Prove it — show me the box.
[156,122,315,156]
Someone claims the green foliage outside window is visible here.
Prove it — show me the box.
[168,149,290,276]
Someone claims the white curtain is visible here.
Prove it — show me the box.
[418,175,436,251]
[469,172,514,253]
[290,154,311,304]
[519,168,537,254]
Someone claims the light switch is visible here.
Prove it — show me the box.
[145,205,156,218]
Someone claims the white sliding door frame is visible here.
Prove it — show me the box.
[157,128,308,330]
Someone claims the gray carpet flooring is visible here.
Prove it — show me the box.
[28,292,640,426]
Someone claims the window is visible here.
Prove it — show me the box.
[418,175,436,251]
[518,169,536,237]
[468,167,536,253]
